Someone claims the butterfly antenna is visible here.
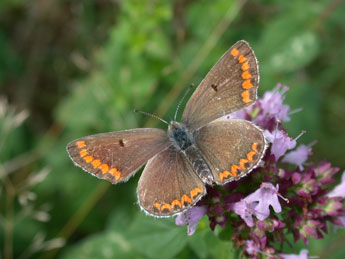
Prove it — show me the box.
[174,83,194,121]
[134,109,169,125]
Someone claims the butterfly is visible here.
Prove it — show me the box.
[67,40,266,217]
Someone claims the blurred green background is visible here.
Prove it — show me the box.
[1,0,345,258]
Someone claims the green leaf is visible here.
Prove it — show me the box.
[189,228,236,259]
[61,232,140,259]
[127,213,188,259]
[188,229,209,258]
[267,31,320,73]
[217,221,235,241]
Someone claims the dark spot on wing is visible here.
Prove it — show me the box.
[211,84,218,92]
[119,139,125,147]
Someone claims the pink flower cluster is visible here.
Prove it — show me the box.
[176,84,345,258]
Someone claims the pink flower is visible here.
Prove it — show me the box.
[257,84,291,122]
[230,200,256,227]
[335,216,345,229]
[328,171,345,198]
[245,183,282,220]
[265,129,296,161]
[315,160,339,184]
[231,183,283,226]
[175,206,206,235]
[279,249,309,259]
[282,144,312,170]
[245,240,260,255]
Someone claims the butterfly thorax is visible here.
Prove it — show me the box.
[168,121,214,185]
[168,122,194,151]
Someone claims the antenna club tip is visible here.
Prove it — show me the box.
[134,109,139,113]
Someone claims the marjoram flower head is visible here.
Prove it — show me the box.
[176,84,345,258]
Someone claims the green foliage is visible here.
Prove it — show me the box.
[1,0,345,258]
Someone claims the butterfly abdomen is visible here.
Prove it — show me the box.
[184,146,213,185]
[168,121,213,185]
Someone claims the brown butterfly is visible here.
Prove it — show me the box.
[67,40,266,217]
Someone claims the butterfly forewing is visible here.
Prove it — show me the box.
[138,146,206,217]
[182,40,259,130]
[67,129,171,184]
[195,119,266,184]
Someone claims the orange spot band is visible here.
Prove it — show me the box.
[232,165,240,176]
[161,203,172,211]
[238,55,247,63]
[242,79,254,89]
[252,143,258,153]
[241,71,252,80]
[241,62,250,71]
[240,159,248,170]
[181,194,192,204]
[99,164,109,174]
[220,141,261,182]
[247,151,256,162]
[231,48,239,57]
[154,202,161,210]
[190,188,202,199]
[84,156,93,163]
[241,90,252,103]
[220,170,231,181]
[76,141,86,148]
[79,149,88,158]
[91,159,101,168]
[109,168,121,180]
[152,188,204,213]
[172,200,182,208]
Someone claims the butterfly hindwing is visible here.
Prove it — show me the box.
[194,119,266,184]
[138,145,206,217]
[182,40,259,130]
[67,129,170,184]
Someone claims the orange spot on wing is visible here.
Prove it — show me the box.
[161,203,172,211]
[241,62,250,71]
[242,79,254,89]
[181,194,192,204]
[109,168,121,180]
[84,156,94,163]
[220,170,231,182]
[76,141,86,148]
[238,55,247,63]
[231,165,239,177]
[91,159,101,168]
[171,200,182,208]
[190,188,202,199]
[240,159,248,170]
[231,48,239,57]
[241,71,252,80]
[99,164,109,174]
[241,90,252,103]
[79,149,88,158]
[252,143,258,152]
[247,151,256,162]
[218,141,262,182]
[154,202,161,211]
